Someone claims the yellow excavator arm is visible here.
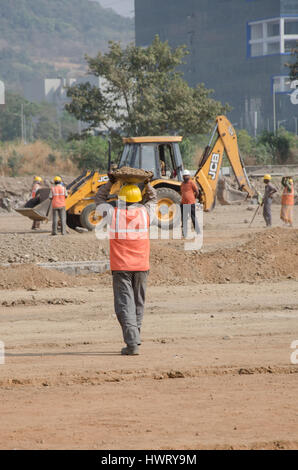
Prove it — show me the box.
[195,115,255,211]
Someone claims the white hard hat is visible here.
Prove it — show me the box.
[182,169,190,176]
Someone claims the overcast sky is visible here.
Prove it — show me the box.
[96,0,135,18]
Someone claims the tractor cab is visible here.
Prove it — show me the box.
[118,136,184,182]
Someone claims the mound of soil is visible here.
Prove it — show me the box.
[0,228,297,289]
[149,228,298,285]
[0,264,77,290]
[0,232,108,264]
[113,167,153,183]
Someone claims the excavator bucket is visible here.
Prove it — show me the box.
[15,198,52,222]
[217,178,249,205]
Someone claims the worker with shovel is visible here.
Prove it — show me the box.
[95,173,157,356]
[262,174,277,227]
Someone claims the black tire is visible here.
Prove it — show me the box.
[80,203,102,231]
[66,213,81,229]
[155,187,181,230]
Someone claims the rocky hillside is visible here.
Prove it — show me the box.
[0,0,134,90]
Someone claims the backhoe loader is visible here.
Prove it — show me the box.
[16,115,255,230]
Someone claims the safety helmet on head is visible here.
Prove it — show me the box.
[34,176,42,183]
[182,170,191,176]
[54,176,62,183]
[263,174,271,181]
[118,184,142,203]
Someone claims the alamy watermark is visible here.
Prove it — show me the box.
[290,340,298,365]
[0,341,5,365]
[0,80,5,105]
[94,201,203,251]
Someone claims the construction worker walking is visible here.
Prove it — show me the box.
[262,174,277,227]
[95,174,157,355]
[50,176,67,236]
[280,177,295,227]
[180,169,200,237]
[31,176,43,230]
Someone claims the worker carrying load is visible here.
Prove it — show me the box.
[50,176,68,236]
[281,176,295,227]
[262,174,277,227]
[95,168,157,356]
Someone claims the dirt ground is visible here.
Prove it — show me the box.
[0,204,298,450]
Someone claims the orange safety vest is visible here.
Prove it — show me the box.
[281,183,294,206]
[31,183,41,198]
[51,184,66,209]
[109,206,150,271]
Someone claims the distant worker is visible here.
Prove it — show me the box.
[280,176,294,227]
[262,174,277,227]
[50,176,67,236]
[160,159,166,176]
[95,175,157,356]
[180,169,200,237]
[31,176,43,230]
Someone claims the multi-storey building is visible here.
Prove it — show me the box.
[135,0,298,134]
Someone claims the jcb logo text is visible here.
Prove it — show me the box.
[208,153,220,180]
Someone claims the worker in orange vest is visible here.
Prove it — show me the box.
[95,174,157,355]
[281,177,295,227]
[31,176,43,230]
[49,176,68,235]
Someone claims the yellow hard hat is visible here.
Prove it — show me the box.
[264,174,271,181]
[54,176,62,183]
[118,184,142,203]
[34,176,42,182]
[289,178,293,184]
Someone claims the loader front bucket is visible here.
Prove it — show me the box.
[15,199,52,222]
[217,178,248,205]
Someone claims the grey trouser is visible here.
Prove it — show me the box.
[180,204,200,237]
[112,270,149,347]
[52,207,66,235]
[263,199,272,226]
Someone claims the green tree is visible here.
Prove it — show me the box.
[0,92,37,141]
[68,136,113,171]
[34,116,60,141]
[7,149,23,176]
[258,129,292,164]
[66,36,227,139]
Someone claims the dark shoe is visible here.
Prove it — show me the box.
[121,346,139,356]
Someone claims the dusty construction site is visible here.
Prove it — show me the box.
[0,202,298,450]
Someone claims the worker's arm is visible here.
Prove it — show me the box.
[95,181,113,206]
[192,181,199,198]
[142,182,157,212]
[268,184,277,198]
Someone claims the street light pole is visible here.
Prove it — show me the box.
[21,103,24,143]
[293,117,298,136]
[273,81,276,135]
